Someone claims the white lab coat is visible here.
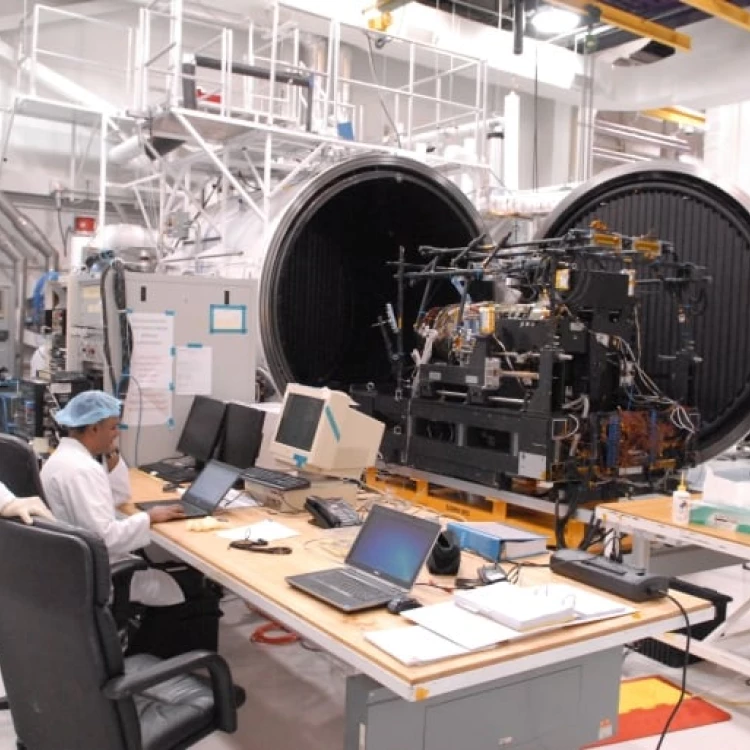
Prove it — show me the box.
[41,438,184,606]
[0,480,13,511]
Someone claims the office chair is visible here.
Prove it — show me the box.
[0,433,47,711]
[0,517,239,750]
[0,433,45,499]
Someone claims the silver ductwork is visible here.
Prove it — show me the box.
[0,193,58,270]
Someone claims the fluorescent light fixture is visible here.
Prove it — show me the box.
[530,7,581,35]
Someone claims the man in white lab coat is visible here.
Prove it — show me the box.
[0,481,54,524]
[41,390,186,606]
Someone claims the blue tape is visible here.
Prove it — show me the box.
[126,307,133,314]
[209,304,248,334]
[170,347,176,356]
[165,310,175,316]
[292,454,308,468]
[324,406,341,442]
[168,382,175,391]
[187,342,202,349]
[167,417,176,430]
[118,423,129,431]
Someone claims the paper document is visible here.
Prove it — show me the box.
[126,312,174,390]
[217,519,299,542]
[122,386,172,427]
[364,626,470,665]
[403,601,519,650]
[455,582,576,632]
[175,345,213,396]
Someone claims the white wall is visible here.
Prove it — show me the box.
[704,102,750,198]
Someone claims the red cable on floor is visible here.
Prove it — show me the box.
[250,621,299,645]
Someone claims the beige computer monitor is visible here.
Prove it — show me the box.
[269,384,385,479]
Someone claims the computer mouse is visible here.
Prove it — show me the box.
[387,596,422,615]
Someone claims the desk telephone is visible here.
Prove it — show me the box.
[304,496,361,528]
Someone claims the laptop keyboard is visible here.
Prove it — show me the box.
[302,570,399,603]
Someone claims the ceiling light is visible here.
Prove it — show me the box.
[530,7,581,35]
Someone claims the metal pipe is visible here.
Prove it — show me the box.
[513,0,525,55]
[0,193,57,268]
[594,121,690,150]
[488,396,525,405]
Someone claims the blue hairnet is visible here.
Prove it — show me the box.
[54,390,122,428]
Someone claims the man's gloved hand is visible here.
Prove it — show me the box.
[1,496,55,525]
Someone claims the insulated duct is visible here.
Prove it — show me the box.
[537,161,750,461]
[197,154,483,393]
[0,194,57,270]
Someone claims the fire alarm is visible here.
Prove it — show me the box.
[74,216,96,234]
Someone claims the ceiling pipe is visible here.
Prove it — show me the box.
[594,122,691,151]
[0,194,58,271]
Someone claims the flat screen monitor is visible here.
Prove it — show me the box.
[219,402,265,470]
[270,384,385,479]
[177,395,226,463]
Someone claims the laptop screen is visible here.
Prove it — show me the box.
[183,460,241,512]
[345,505,441,590]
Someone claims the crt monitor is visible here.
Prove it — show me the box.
[219,402,265,470]
[270,384,385,479]
[177,395,226,464]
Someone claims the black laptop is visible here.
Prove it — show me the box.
[136,460,240,519]
[286,505,441,613]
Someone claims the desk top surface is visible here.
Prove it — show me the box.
[598,496,750,550]
[129,470,710,695]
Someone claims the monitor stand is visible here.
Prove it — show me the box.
[244,474,357,512]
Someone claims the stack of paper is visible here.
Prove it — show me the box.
[363,584,635,666]
[364,625,470,665]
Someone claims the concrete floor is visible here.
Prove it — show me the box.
[1,565,749,750]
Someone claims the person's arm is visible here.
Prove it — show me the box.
[105,451,132,507]
[48,466,184,557]
[0,480,54,525]
[0,480,12,511]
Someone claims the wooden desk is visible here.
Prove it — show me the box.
[597,496,750,679]
[129,470,711,700]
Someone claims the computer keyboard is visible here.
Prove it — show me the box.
[551,549,669,602]
[242,466,311,491]
[140,462,197,484]
[302,570,396,603]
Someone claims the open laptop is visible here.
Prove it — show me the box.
[286,505,441,613]
[136,460,240,519]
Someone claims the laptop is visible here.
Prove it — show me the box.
[136,460,241,519]
[286,505,441,613]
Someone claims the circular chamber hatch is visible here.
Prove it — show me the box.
[537,162,750,461]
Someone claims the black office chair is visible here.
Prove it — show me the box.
[0,433,45,499]
[0,517,238,750]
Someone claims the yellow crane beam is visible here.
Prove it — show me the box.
[545,0,692,52]
[679,0,750,32]
[641,106,707,129]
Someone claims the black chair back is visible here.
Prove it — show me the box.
[0,518,142,750]
[0,433,45,499]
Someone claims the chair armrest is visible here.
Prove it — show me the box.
[110,555,148,580]
[103,650,237,732]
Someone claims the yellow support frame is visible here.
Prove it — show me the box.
[642,106,706,129]
[679,0,750,32]
[545,0,693,52]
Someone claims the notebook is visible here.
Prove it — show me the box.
[454,582,576,631]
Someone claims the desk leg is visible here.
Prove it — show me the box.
[344,650,621,750]
[631,532,651,569]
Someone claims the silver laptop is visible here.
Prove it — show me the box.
[136,460,240,519]
[286,505,441,613]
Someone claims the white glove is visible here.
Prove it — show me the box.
[1,496,55,525]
